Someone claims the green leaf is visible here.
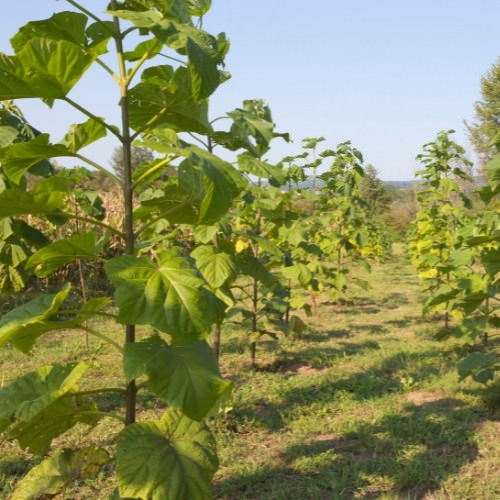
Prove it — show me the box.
[0,284,71,352]
[105,249,225,338]
[0,264,25,295]
[128,66,211,134]
[137,147,245,225]
[0,125,18,146]
[124,37,162,61]
[26,230,99,278]
[485,154,500,191]
[282,263,313,287]
[10,394,101,455]
[62,118,107,154]
[0,284,107,352]
[186,34,220,100]
[0,189,65,218]
[192,224,218,243]
[0,38,96,100]
[237,152,285,186]
[0,133,71,184]
[191,244,237,288]
[186,0,212,16]
[236,253,279,288]
[228,108,274,157]
[116,408,218,500]
[0,362,88,432]
[12,446,109,500]
[124,336,232,420]
[458,351,499,383]
[10,12,89,52]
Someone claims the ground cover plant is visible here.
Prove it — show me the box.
[2,243,500,499]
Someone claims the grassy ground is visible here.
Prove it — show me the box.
[1,244,500,499]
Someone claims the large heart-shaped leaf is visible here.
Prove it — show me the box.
[0,284,71,352]
[10,12,89,52]
[124,336,232,420]
[61,118,107,154]
[128,65,211,134]
[237,151,286,187]
[105,248,225,338]
[116,408,217,500]
[12,446,109,500]
[0,125,18,146]
[10,394,101,455]
[0,38,96,100]
[191,244,237,289]
[0,362,88,432]
[26,230,99,278]
[0,284,108,352]
[137,147,245,225]
[0,134,72,184]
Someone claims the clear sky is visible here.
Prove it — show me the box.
[1,1,499,181]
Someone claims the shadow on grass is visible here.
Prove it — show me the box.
[256,340,381,374]
[213,398,482,499]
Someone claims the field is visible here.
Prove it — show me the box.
[1,243,500,499]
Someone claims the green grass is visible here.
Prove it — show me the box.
[1,243,500,499]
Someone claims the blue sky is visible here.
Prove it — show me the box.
[1,1,499,180]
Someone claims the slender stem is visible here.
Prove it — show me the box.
[126,40,161,86]
[63,97,123,141]
[76,326,124,352]
[55,211,124,238]
[65,0,114,34]
[95,58,120,81]
[73,196,89,346]
[113,5,137,427]
[131,108,167,140]
[76,387,127,396]
[74,153,122,186]
[209,116,231,127]
[187,132,209,149]
[134,201,191,238]
[121,26,138,38]
[157,52,187,66]
[131,156,175,190]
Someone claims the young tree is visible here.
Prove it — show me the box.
[465,57,500,167]
[0,3,245,498]
[359,164,391,219]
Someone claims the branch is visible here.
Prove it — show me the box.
[126,39,162,87]
[63,97,123,141]
[187,132,209,149]
[65,0,115,37]
[131,155,175,190]
[74,153,122,186]
[54,210,124,238]
[130,108,167,141]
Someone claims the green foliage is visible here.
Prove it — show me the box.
[465,56,500,166]
[408,131,500,385]
[407,130,473,325]
[116,409,218,500]
[0,2,242,498]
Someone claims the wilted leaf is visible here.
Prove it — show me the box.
[12,446,109,500]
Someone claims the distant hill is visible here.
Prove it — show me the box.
[384,176,486,190]
[278,176,485,191]
[384,180,420,189]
